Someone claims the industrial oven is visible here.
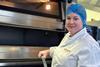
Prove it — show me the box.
[0,46,51,67]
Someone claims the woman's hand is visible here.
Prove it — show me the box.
[38,49,50,59]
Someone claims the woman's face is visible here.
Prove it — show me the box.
[65,13,83,35]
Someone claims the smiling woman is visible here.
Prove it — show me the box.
[38,3,100,67]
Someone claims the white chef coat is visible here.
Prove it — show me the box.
[50,28,100,67]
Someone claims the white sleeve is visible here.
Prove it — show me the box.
[78,46,100,67]
[49,46,57,57]
[79,65,100,67]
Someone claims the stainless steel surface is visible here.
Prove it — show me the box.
[0,46,49,59]
[0,61,44,66]
[0,60,51,66]
[0,10,62,30]
[10,0,49,3]
[0,46,51,66]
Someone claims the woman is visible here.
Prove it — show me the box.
[38,3,100,67]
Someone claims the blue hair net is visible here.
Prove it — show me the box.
[66,4,87,28]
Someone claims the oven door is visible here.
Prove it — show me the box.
[0,46,51,67]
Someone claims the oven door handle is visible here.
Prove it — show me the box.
[41,58,48,67]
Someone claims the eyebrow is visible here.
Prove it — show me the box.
[67,16,79,18]
[74,16,79,18]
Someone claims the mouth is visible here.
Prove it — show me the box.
[67,25,75,28]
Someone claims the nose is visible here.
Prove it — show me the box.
[70,19,74,24]
[65,18,74,27]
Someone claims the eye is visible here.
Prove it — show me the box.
[67,17,71,20]
[74,17,79,20]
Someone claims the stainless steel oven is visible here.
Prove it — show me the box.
[0,46,51,67]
